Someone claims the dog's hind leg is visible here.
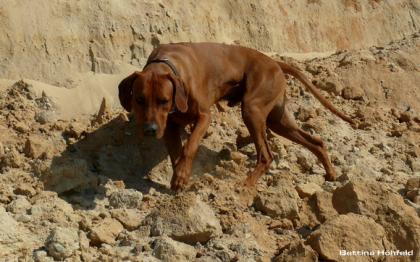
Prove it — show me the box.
[241,103,274,187]
[267,104,337,181]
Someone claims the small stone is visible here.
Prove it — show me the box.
[0,142,4,156]
[63,122,85,139]
[341,85,364,100]
[33,250,52,262]
[89,218,124,245]
[109,189,143,209]
[295,183,322,198]
[230,151,247,164]
[24,135,55,159]
[45,227,79,260]
[0,147,23,169]
[316,79,342,95]
[406,176,420,191]
[110,209,143,230]
[273,241,318,262]
[14,122,30,133]
[92,97,111,125]
[6,196,31,214]
[35,111,55,124]
[152,237,197,262]
[399,111,412,123]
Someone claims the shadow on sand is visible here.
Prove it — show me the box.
[45,115,221,210]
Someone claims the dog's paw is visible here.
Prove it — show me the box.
[170,174,189,191]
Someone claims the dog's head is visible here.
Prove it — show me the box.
[118,70,188,138]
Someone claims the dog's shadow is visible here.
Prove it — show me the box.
[47,115,221,210]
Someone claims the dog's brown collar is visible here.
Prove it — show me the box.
[144,58,180,114]
[144,58,180,76]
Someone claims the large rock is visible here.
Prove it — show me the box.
[152,237,197,262]
[332,181,420,258]
[89,218,124,245]
[45,227,79,260]
[307,214,387,262]
[254,176,300,219]
[144,193,222,244]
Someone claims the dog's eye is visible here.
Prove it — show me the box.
[158,99,169,105]
[136,97,145,105]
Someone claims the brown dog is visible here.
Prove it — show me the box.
[118,43,355,191]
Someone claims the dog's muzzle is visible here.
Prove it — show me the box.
[143,122,158,136]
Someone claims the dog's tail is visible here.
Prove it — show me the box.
[277,61,356,127]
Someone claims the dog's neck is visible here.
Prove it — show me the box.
[144,58,180,114]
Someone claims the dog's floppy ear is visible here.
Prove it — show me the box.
[118,72,138,112]
[168,73,188,113]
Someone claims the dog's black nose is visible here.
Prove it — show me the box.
[143,122,158,136]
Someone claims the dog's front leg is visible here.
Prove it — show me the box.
[163,121,182,167]
[171,111,211,191]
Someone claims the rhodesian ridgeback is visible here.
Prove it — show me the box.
[118,43,355,191]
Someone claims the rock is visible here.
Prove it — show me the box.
[316,79,342,95]
[45,227,79,260]
[89,218,124,245]
[24,135,55,159]
[399,111,412,123]
[0,207,36,257]
[0,142,4,156]
[33,250,53,262]
[6,196,31,214]
[14,122,30,133]
[29,191,79,228]
[405,176,420,204]
[307,214,387,261]
[273,241,318,262]
[144,192,222,244]
[310,191,338,223]
[296,108,316,122]
[341,85,364,100]
[254,177,300,219]
[295,183,322,198]
[406,176,420,191]
[230,151,247,165]
[92,97,111,125]
[408,158,420,173]
[109,189,143,209]
[110,209,143,230]
[42,157,95,194]
[152,237,197,262]
[13,184,37,197]
[63,122,85,139]
[35,111,55,124]
[332,181,420,257]
[0,147,24,169]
